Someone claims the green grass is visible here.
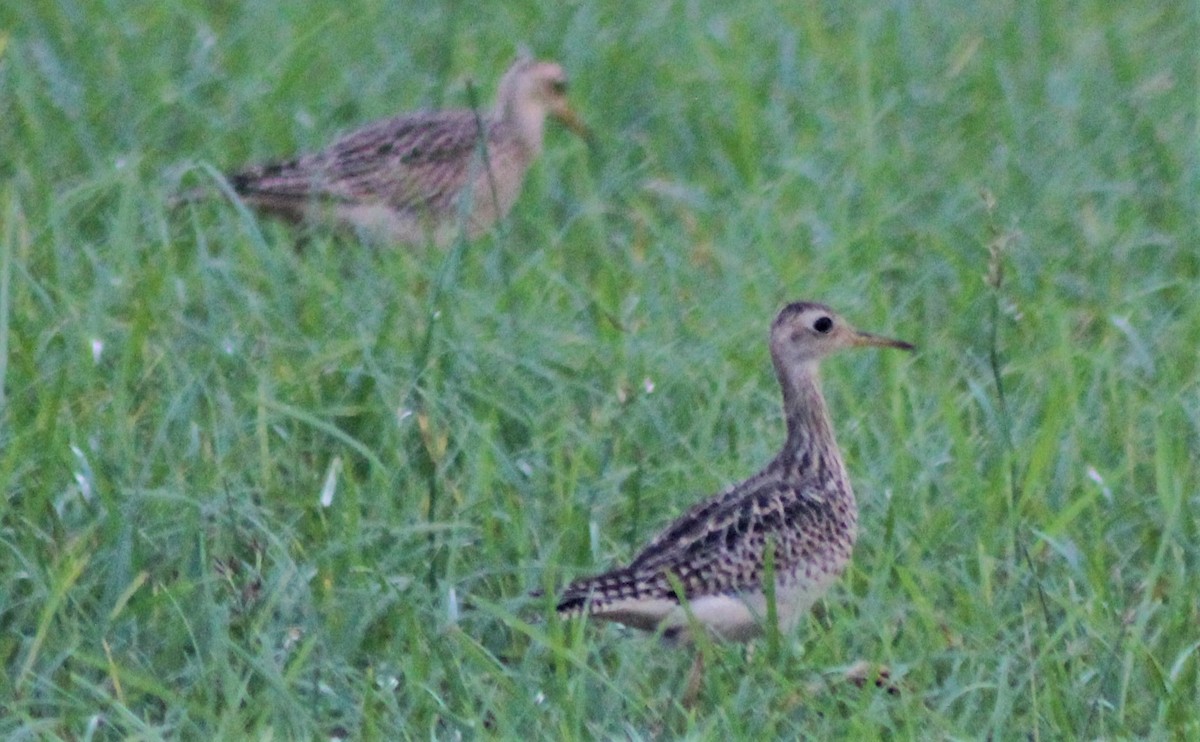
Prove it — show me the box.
[2,0,1198,737]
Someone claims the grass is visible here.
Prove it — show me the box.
[2,0,1198,737]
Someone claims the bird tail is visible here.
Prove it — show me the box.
[551,565,656,617]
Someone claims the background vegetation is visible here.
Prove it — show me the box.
[2,0,1197,737]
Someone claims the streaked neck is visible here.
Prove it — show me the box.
[773,359,844,477]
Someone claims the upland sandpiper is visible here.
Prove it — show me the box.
[215,54,587,246]
[551,302,913,644]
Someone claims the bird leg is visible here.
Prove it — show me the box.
[682,652,705,708]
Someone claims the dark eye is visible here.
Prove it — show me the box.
[550,79,568,95]
[813,316,833,333]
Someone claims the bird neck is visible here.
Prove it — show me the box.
[772,356,858,553]
[775,359,839,466]
[496,100,546,156]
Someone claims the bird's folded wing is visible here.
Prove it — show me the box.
[230,110,496,215]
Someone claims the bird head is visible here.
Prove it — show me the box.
[496,56,589,145]
[769,301,914,369]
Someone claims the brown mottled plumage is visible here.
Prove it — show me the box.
[220,54,586,245]
[550,302,913,643]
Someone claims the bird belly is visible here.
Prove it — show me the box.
[330,202,455,247]
[676,567,844,642]
[592,594,762,642]
[772,574,832,634]
[460,149,530,234]
[670,594,765,642]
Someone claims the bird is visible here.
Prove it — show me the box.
[204,53,587,246]
[549,301,914,644]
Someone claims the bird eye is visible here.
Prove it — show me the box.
[550,79,568,95]
[813,316,833,333]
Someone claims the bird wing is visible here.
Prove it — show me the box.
[557,470,837,613]
[229,110,500,217]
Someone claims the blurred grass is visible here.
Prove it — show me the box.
[2,0,1198,737]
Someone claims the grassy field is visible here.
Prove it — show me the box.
[3,0,1198,737]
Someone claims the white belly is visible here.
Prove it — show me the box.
[594,568,846,644]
